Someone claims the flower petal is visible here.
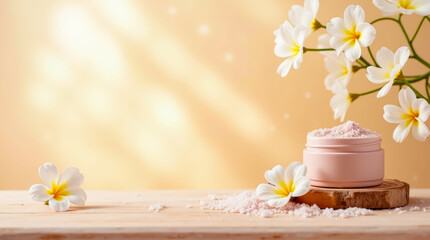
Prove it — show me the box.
[280,21,295,45]
[285,161,302,182]
[412,119,430,142]
[414,0,430,15]
[293,51,304,69]
[39,163,59,187]
[274,41,294,58]
[291,176,310,197]
[264,165,286,188]
[330,83,350,122]
[393,121,412,143]
[293,163,307,180]
[327,17,346,36]
[394,46,410,67]
[277,58,294,77]
[377,80,394,98]
[366,66,390,84]
[344,40,361,62]
[29,184,50,202]
[304,0,319,16]
[256,184,282,200]
[66,187,87,206]
[356,23,376,47]
[325,73,343,92]
[373,0,401,16]
[330,37,350,56]
[383,105,406,123]
[376,47,395,70]
[399,87,416,112]
[288,5,306,27]
[390,64,402,82]
[294,24,307,46]
[344,5,365,29]
[413,98,430,122]
[49,197,71,212]
[267,194,291,207]
[325,54,349,73]
[274,29,282,43]
[58,167,84,189]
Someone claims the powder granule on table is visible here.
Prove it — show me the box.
[308,121,379,138]
[200,191,373,218]
[148,203,166,212]
[388,205,430,214]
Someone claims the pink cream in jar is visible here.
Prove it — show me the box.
[303,121,384,188]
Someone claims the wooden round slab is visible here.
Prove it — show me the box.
[295,179,409,209]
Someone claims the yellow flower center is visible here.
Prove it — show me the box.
[344,26,361,46]
[275,180,295,197]
[342,66,349,76]
[291,43,301,56]
[395,71,401,79]
[385,70,402,79]
[397,0,415,9]
[403,108,420,126]
[47,182,69,201]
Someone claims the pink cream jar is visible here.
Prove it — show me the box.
[303,121,384,188]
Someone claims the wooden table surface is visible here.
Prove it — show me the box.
[1,190,430,240]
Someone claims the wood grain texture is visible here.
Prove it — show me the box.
[296,179,409,209]
[0,189,429,240]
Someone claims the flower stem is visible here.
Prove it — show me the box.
[357,71,430,98]
[410,56,430,68]
[398,73,427,101]
[398,14,430,68]
[398,15,411,41]
[401,71,430,83]
[359,56,371,67]
[367,47,379,67]
[303,47,334,52]
[358,87,381,97]
[426,77,430,99]
[355,58,366,67]
[370,17,398,25]
[411,16,426,43]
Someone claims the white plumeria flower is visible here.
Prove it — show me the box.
[29,163,87,212]
[288,0,320,36]
[327,5,376,62]
[366,46,410,98]
[383,87,430,143]
[324,53,352,92]
[256,162,310,207]
[373,0,430,16]
[330,83,356,122]
[274,21,307,77]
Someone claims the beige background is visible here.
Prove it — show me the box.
[0,0,429,190]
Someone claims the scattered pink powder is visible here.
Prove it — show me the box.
[308,121,378,138]
[200,191,373,218]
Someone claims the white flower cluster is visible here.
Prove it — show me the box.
[274,0,430,143]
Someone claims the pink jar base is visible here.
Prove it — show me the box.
[308,179,383,188]
[303,136,384,188]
